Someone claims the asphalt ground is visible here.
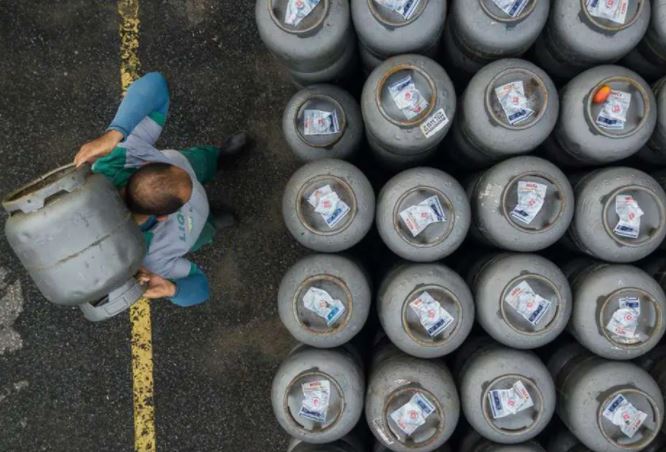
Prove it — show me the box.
[0,1,303,450]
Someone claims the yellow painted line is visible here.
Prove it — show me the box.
[117,1,156,451]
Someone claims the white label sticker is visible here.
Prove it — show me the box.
[409,291,455,337]
[374,0,422,19]
[389,392,436,436]
[606,296,641,339]
[596,89,632,130]
[614,195,644,239]
[504,280,552,326]
[304,110,340,136]
[285,0,321,26]
[302,287,346,326]
[586,0,630,25]
[511,181,548,225]
[488,380,535,419]
[492,0,529,17]
[399,195,446,237]
[299,380,330,423]
[420,108,449,138]
[495,80,535,125]
[603,394,648,438]
[307,185,351,229]
[388,75,429,121]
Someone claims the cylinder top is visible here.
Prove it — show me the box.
[501,173,566,232]
[500,274,560,334]
[269,0,329,34]
[286,370,344,432]
[401,284,462,346]
[581,0,644,32]
[479,0,539,22]
[486,67,550,130]
[293,274,353,335]
[296,175,357,235]
[598,388,661,449]
[295,94,347,148]
[3,163,89,215]
[586,76,650,139]
[394,187,454,247]
[377,64,437,126]
[384,385,444,447]
[367,0,429,27]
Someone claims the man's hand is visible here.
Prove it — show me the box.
[74,130,124,167]
[137,269,177,299]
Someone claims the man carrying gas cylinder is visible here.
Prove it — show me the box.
[74,72,247,307]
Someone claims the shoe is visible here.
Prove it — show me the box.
[217,132,249,170]
[211,208,236,229]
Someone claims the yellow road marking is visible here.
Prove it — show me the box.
[117,1,156,451]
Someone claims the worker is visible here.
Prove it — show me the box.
[74,72,246,307]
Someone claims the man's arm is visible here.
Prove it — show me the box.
[74,72,170,167]
[107,71,170,140]
[138,263,210,307]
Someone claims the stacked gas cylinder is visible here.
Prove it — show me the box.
[258,0,666,451]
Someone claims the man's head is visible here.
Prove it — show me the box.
[126,163,192,219]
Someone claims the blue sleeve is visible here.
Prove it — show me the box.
[168,264,210,307]
[107,72,170,138]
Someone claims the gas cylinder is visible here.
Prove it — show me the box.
[442,0,549,77]
[361,54,456,168]
[548,342,664,452]
[283,84,363,162]
[468,253,572,349]
[467,156,574,252]
[545,65,657,166]
[255,0,356,85]
[283,159,375,252]
[3,164,145,320]
[278,254,371,348]
[457,340,555,444]
[366,343,460,452]
[568,167,666,262]
[352,0,447,71]
[377,263,474,359]
[272,344,364,444]
[565,260,666,360]
[534,0,651,79]
[376,167,470,262]
[452,58,559,168]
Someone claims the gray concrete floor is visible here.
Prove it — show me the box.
[0,1,303,450]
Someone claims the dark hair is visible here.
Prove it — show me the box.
[126,163,190,217]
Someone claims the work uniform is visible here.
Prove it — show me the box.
[92,72,220,307]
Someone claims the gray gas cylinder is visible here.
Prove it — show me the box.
[467,156,574,252]
[3,164,145,319]
[460,431,546,452]
[278,254,371,348]
[283,159,375,252]
[366,344,460,452]
[568,167,666,262]
[457,341,555,444]
[452,58,559,168]
[376,168,470,262]
[565,260,666,360]
[544,65,657,166]
[377,263,474,359]
[549,342,664,452]
[534,0,651,80]
[469,253,572,349]
[361,54,456,168]
[288,433,366,452]
[283,84,363,162]
[638,78,666,164]
[622,0,666,81]
[255,0,355,84]
[442,0,549,76]
[351,0,447,71]
[272,344,364,444]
